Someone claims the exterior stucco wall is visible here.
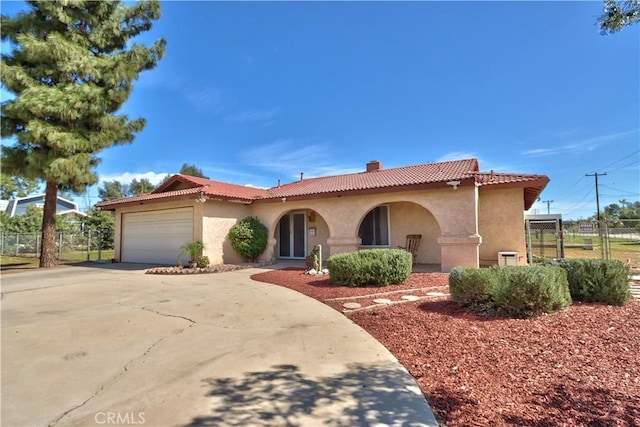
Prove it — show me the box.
[251,186,479,268]
[478,187,527,266]
[388,202,441,264]
[113,200,203,263]
[202,202,251,264]
[306,211,330,258]
[112,184,528,271]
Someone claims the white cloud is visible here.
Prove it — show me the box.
[436,152,478,162]
[225,107,280,123]
[242,183,269,189]
[436,151,519,173]
[181,86,223,114]
[244,139,361,180]
[137,71,224,114]
[99,171,169,185]
[522,130,638,157]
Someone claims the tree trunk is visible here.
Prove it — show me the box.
[39,181,58,268]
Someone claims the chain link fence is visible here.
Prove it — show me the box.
[525,218,564,263]
[525,217,640,267]
[0,230,113,262]
[562,219,640,266]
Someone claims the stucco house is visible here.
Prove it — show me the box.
[96,158,549,271]
[1,194,86,218]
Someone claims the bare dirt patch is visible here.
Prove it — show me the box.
[251,267,640,426]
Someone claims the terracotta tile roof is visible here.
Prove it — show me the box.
[472,171,549,186]
[264,159,480,198]
[96,159,548,210]
[184,176,269,201]
[96,175,269,208]
[96,187,204,207]
[472,171,549,209]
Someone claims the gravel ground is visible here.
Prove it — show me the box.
[251,267,640,426]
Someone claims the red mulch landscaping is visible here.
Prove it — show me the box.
[251,267,640,426]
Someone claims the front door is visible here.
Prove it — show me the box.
[278,212,306,258]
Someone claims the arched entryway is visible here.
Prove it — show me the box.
[356,201,442,265]
[277,211,307,259]
[275,209,329,260]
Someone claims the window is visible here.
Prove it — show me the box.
[358,205,389,246]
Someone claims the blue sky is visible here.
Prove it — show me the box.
[1,1,638,219]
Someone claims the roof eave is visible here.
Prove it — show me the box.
[477,176,550,210]
[96,193,255,210]
[254,178,478,203]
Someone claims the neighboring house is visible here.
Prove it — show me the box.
[1,194,87,218]
[96,158,549,271]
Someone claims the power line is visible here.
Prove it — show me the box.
[563,200,594,217]
[607,159,640,174]
[587,150,639,174]
[600,184,640,197]
[559,185,595,217]
[553,175,588,200]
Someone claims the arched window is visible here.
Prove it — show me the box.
[358,205,389,246]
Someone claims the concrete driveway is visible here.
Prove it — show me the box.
[2,263,437,427]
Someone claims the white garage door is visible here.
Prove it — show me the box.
[122,207,194,265]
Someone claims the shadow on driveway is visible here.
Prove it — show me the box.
[187,363,437,426]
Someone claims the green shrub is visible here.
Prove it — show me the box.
[196,255,210,268]
[449,267,498,310]
[449,265,572,318]
[328,249,412,287]
[492,266,572,318]
[228,217,268,262]
[546,258,631,306]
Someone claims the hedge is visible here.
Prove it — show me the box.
[449,265,572,318]
[544,258,631,306]
[328,249,412,287]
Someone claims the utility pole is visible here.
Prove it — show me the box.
[541,200,554,214]
[585,172,607,221]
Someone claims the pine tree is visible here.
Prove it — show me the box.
[0,171,39,199]
[179,163,209,179]
[599,0,640,33]
[1,1,166,267]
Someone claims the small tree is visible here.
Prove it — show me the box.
[84,207,116,249]
[228,217,268,262]
[180,240,204,266]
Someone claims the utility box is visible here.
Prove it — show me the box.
[498,251,519,267]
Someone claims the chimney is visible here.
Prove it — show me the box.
[366,160,382,172]
[300,172,304,181]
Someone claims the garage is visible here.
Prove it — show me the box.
[121,207,194,264]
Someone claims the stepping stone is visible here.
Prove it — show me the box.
[373,298,393,305]
[426,292,445,297]
[401,295,421,301]
[342,302,362,309]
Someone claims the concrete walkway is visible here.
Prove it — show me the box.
[1,262,438,427]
